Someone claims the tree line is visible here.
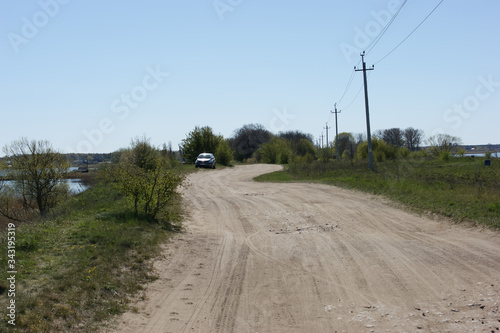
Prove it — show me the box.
[0,126,463,220]
[179,123,463,165]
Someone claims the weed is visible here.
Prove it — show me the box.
[0,177,185,332]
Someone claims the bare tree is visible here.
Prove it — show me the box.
[382,128,405,147]
[404,127,424,151]
[372,129,384,140]
[1,138,70,218]
[354,133,366,144]
[427,134,462,156]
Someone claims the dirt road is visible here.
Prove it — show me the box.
[108,164,500,332]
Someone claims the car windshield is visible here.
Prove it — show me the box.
[198,154,212,159]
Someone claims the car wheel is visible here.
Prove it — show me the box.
[212,163,216,169]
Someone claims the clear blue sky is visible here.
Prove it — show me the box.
[1,0,499,154]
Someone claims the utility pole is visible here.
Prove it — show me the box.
[324,122,331,160]
[331,103,341,160]
[319,133,324,149]
[355,51,375,171]
[324,123,331,148]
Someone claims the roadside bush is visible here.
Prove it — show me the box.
[215,139,234,166]
[180,126,222,163]
[108,137,184,222]
[260,138,292,164]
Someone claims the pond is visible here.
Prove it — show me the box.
[1,179,88,195]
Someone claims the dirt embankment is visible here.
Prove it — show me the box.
[107,164,500,333]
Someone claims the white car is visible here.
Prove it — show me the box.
[195,153,216,169]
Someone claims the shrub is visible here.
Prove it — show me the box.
[439,150,450,161]
[215,139,234,166]
[399,147,410,159]
[180,126,222,163]
[109,137,184,221]
[260,138,292,164]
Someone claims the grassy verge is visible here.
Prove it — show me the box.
[255,157,500,228]
[0,177,185,332]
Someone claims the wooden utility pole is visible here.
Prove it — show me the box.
[331,104,341,160]
[355,51,375,171]
[324,123,331,148]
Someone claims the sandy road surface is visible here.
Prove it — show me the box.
[108,164,500,332]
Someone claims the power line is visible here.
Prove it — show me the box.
[336,70,356,106]
[365,0,408,55]
[340,71,372,111]
[374,0,445,65]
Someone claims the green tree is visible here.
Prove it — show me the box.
[110,137,183,221]
[180,126,223,163]
[357,137,398,161]
[0,138,70,218]
[260,137,292,164]
[294,138,317,161]
[333,132,355,159]
[215,139,234,166]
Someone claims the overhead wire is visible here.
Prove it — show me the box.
[325,0,444,141]
[374,0,445,65]
[342,71,372,111]
[333,0,407,112]
[365,0,408,56]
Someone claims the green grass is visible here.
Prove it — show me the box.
[255,157,500,228]
[0,178,185,332]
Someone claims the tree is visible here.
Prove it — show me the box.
[357,137,398,161]
[354,133,366,144]
[403,127,424,151]
[0,138,70,218]
[295,138,316,158]
[260,138,292,164]
[215,139,234,166]
[333,132,355,159]
[382,128,405,148]
[180,126,223,163]
[110,137,184,221]
[277,131,313,147]
[228,124,273,161]
[427,134,462,157]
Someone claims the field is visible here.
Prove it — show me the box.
[0,167,189,332]
[255,157,500,228]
